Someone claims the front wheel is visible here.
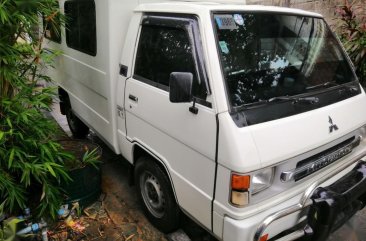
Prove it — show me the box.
[135,157,180,233]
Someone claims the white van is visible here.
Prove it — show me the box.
[45,0,366,240]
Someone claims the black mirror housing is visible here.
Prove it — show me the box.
[169,72,193,103]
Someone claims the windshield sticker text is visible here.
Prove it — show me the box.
[215,15,238,30]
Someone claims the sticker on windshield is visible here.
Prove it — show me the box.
[215,15,238,30]
[233,14,244,26]
[219,41,229,54]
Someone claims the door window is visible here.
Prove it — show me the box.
[134,24,207,100]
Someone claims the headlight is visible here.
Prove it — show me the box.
[230,167,274,207]
[251,167,274,194]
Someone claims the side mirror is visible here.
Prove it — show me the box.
[169,72,193,103]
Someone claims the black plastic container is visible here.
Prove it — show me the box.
[59,140,102,208]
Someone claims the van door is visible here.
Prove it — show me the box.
[125,14,217,229]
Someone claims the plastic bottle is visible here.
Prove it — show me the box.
[16,221,47,235]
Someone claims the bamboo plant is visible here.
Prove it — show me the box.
[0,0,72,218]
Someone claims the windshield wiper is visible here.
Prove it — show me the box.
[307,81,360,94]
[306,81,339,91]
[241,95,319,108]
[268,96,319,104]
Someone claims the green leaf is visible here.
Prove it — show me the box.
[3,218,23,241]
[8,148,15,169]
[45,162,56,177]
[5,117,12,128]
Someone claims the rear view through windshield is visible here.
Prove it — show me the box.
[214,13,356,108]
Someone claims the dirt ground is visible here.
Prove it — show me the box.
[51,105,366,241]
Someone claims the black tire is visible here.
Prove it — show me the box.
[65,104,89,139]
[135,156,180,233]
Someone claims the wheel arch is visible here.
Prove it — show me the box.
[132,143,179,204]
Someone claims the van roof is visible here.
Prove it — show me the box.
[135,2,323,18]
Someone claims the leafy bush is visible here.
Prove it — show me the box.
[0,0,71,218]
[335,0,366,85]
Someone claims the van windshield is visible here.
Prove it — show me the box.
[213,13,356,108]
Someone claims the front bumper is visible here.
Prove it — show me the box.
[306,161,366,241]
[257,161,366,241]
[222,153,366,241]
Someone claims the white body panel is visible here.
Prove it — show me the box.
[124,78,217,227]
[47,1,366,241]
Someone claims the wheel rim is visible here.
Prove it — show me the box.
[140,171,165,218]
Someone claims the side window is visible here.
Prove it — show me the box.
[43,9,61,43]
[134,25,207,99]
[64,0,96,56]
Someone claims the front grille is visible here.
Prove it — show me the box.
[294,136,359,181]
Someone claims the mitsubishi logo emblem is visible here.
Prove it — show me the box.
[329,116,339,133]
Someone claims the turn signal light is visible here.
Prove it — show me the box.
[230,174,250,206]
[259,234,269,241]
[231,174,250,190]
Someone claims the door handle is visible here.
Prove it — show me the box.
[129,94,138,102]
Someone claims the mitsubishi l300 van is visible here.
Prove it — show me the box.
[44,1,366,240]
